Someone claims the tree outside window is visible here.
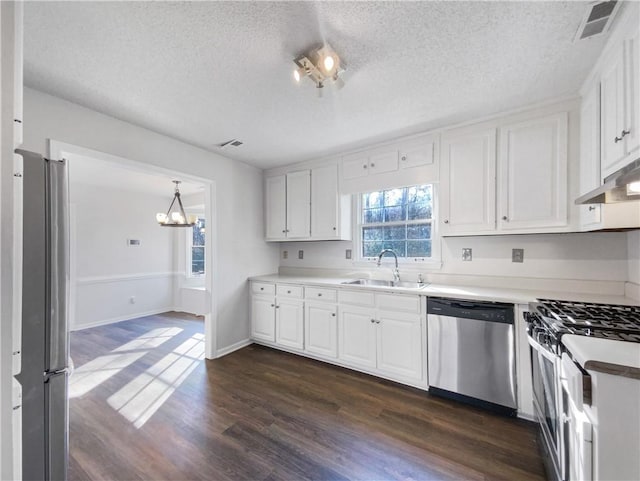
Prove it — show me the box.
[360,185,433,259]
[190,217,205,276]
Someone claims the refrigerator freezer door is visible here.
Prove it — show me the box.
[45,371,69,481]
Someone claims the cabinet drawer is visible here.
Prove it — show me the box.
[376,293,421,314]
[252,282,275,296]
[338,289,375,306]
[305,287,337,302]
[276,284,304,299]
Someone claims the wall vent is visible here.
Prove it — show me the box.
[218,139,244,150]
[574,1,620,41]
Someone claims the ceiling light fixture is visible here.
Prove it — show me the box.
[293,43,346,96]
[156,180,196,227]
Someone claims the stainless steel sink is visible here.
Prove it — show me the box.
[341,279,428,289]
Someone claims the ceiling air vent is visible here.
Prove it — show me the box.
[218,139,244,150]
[575,1,620,41]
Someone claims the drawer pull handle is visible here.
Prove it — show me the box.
[287,290,291,294]
[271,304,275,307]
[370,319,375,324]
[260,287,264,291]
[443,219,449,224]
[318,293,322,297]
[331,313,336,317]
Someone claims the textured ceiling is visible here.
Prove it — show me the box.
[25,1,610,169]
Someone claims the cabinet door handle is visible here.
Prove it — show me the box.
[260,287,264,291]
[270,304,275,307]
[614,135,623,143]
[275,305,280,309]
[287,290,291,294]
[621,129,630,138]
[317,293,322,297]
[370,319,376,324]
[332,227,336,231]
[588,206,596,211]
[370,162,375,167]
[363,164,367,169]
[502,216,508,221]
[331,313,336,317]
[401,155,407,161]
[282,229,286,233]
[443,219,449,224]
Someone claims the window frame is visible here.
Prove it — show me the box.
[187,216,206,278]
[353,184,441,267]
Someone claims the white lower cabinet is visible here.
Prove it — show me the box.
[338,294,423,382]
[304,301,338,358]
[251,295,276,342]
[275,299,304,350]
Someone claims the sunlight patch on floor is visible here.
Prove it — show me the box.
[107,333,205,428]
[69,327,184,399]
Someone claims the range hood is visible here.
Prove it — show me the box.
[576,157,640,204]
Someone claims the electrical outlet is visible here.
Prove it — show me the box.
[345,249,352,260]
[282,250,288,259]
[512,248,524,263]
[462,248,472,261]
[298,250,304,259]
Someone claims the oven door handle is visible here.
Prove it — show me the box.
[527,335,558,362]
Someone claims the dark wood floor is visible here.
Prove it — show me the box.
[69,312,546,481]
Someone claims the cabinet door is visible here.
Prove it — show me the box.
[624,27,640,159]
[368,147,399,175]
[311,164,339,239]
[338,306,377,369]
[304,302,338,358]
[440,127,496,234]
[376,311,422,381]
[251,296,275,342]
[600,49,627,178]
[498,112,568,230]
[286,170,311,239]
[579,85,603,229]
[342,153,369,180]
[399,136,436,169]
[276,299,304,350]
[265,175,287,240]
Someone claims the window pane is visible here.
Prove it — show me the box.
[407,240,431,257]
[191,247,205,275]
[384,188,405,207]
[408,202,431,220]
[380,241,406,257]
[362,191,383,209]
[363,207,383,224]
[407,223,431,240]
[363,227,383,241]
[407,185,431,204]
[192,218,206,246]
[383,225,406,240]
[384,205,406,222]
[362,241,384,257]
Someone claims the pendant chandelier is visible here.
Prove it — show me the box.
[156,180,195,227]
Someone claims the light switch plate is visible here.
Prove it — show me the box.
[462,248,472,261]
[345,249,352,260]
[298,250,304,259]
[282,250,288,259]
[512,248,524,263]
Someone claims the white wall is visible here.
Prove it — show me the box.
[278,231,630,292]
[70,182,176,329]
[628,231,640,287]
[23,87,280,351]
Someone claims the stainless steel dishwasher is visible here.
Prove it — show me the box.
[427,297,517,416]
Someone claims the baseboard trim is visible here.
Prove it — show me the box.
[70,307,177,331]
[215,338,253,358]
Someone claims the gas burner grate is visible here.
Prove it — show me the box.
[534,299,640,342]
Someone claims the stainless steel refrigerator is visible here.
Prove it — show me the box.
[14,149,69,481]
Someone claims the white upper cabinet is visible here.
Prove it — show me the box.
[498,112,568,231]
[600,17,640,178]
[440,127,497,234]
[310,164,351,240]
[265,175,287,240]
[399,135,436,169]
[579,83,603,229]
[265,170,311,241]
[342,146,398,180]
[285,170,311,239]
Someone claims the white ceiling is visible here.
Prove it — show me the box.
[25,1,611,169]
[67,152,203,198]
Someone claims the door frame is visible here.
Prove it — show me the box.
[48,140,218,359]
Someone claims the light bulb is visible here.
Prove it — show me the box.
[323,55,335,72]
[156,213,167,223]
[293,69,301,83]
[627,181,640,195]
[171,212,183,222]
[188,214,198,224]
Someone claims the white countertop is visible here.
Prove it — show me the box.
[562,335,640,375]
[249,273,640,307]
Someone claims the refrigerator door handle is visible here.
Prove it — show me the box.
[44,368,71,383]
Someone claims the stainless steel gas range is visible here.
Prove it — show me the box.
[524,299,640,481]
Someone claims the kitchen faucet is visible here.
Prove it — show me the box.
[377,249,400,283]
